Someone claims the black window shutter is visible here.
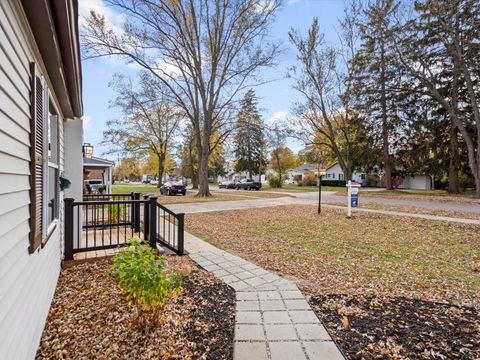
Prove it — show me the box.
[28,62,44,253]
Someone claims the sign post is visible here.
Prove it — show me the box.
[316,169,326,214]
[346,180,360,218]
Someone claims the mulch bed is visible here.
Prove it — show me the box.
[36,257,235,359]
[308,294,480,359]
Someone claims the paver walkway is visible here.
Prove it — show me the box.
[187,240,344,360]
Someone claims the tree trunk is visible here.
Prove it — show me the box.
[448,125,459,194]
[157,154,165,188]
[380,35,392,190]
[191,173,198,189]
[197,142,211,197]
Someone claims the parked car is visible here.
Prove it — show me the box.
[219,180,236,189]
[123,179,130,183]
[150,179,159,186]
[160,181,187,196]
[235,179,262,190]
[142,174,154,184]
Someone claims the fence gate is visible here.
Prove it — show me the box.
[64,193,185,260]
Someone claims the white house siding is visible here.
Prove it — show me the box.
[398,175,432,190]
[0,1,64,359]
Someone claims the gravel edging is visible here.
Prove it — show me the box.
[36,257,235,359]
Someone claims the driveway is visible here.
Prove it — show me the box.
[168,190,480,215]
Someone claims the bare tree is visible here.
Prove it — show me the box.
[82,0,281,196]
[288,2,367,181]
[103,72,181,187]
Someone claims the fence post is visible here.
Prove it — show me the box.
[143,195,150,241]
[148,196,158,250]
[133,192,140,232]
[130,192,135,227]
[177,213,185,255]
[64,198,74,261]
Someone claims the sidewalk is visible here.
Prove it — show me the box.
[185,232,344,360]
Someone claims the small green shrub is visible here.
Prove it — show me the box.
[111,237,182,311]
[98,185,107,193]
[268,175,283,188]
[107,203,125,223]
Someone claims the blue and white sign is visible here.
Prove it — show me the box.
[351,193,358,207]
[346,180,361,217]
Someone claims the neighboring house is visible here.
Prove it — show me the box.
[0,1,83,359]
[286,164,318,183]
[325,162,366,184]
[83,156,114,193]
[324,162,433,190]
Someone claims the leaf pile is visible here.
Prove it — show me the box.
[36,257,235,359]
[309,294,480,359]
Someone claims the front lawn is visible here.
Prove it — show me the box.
[112,182,160,194]
[325,201,480,221]
[186,205,480,359]
[335,188,479,204]
[37,257,235,359]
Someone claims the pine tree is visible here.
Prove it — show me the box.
[353,0,404,189]
[396,0,479,195]
[233,90,267,179]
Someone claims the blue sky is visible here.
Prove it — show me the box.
[80,0,346,161]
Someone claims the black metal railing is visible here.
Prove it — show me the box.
[64,193,185,260]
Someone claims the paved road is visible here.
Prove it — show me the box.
[298,191,480,214]
[167,190,480,216]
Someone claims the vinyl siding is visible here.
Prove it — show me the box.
[0,1,64,359]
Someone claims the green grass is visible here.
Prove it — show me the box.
[187,205,480,305]
[112,183,160,194]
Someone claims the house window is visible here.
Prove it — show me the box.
[45,102,59,229]
[339,173,344,180]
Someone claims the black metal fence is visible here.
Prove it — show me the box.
[64,193,185,260]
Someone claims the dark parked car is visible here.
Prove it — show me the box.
[160,181,187,196]
[219,180,236,189]
[235,179,262,190]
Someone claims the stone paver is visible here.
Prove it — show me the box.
[188,250,344,360]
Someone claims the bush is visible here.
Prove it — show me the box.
[303,173,318,186]
[107,203,125,223]
[320,180,346,187]
[268,175,283,188]
[98,185,107,193]
[111,237,182,314]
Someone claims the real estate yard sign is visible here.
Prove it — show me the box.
[347,181,360,217]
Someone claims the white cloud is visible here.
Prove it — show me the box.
[82,114,95,141]
[265,110,288,126]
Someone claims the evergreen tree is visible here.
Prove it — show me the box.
[396,0,479,195]
[233,90,267,179]
[353,0,404,189]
